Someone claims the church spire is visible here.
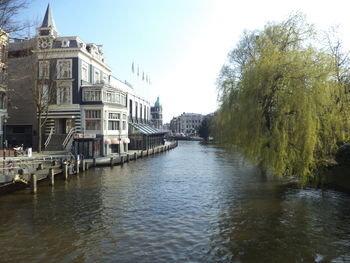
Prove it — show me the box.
[41,4,56,29]
[37,3,58,38]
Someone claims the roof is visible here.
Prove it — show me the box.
[154,96,161,107]
[129,122,167,135]
[41,4,56,29]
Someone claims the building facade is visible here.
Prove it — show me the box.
[7,4,165,155]
[8,4,131,157]
[170,112,203,136]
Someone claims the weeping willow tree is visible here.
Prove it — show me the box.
[216,13,350,178]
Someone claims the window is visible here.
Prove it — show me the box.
[121,94,126,106]
[140,104,142,119]
[82,62,89,82]
[103,74,108,84]
[108,112,120,130]
[39,61,49,79]
[57,83,71,104]
[83,89,101,101]
[103,90,125,105]
[122,114,127,130]
[41,84,49,105]
[85,110,101,130]
[57,59,72,79]
[94,69,100,84]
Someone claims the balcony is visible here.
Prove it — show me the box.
[81,85,127,107]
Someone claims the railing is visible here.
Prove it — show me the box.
[62,128,76,149]
[44,127,54,149]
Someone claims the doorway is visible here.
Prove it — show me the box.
[56,119,75,134]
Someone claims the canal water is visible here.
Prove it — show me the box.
[1,141,350,263]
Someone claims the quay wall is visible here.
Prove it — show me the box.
[0,141,178,195]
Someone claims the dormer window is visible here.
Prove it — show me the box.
[61,40,70,48]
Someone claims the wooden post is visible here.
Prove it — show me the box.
[49,168,54,186]
[110,157,114,167]
[121,156,124,165]
[76,161,80,174]
[31,174,37,194]
[147,150,149,156]
[82,159,86,171]
[64,164,68,180]
[93,158,96,167]
[85,162,89,170]
[134,152,137,160]
[126,154,130,162]
[141,151,144,158]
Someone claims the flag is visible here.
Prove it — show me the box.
[131,62,134,73]
[142,71,145,81]
[137,66,139,77]
[146,75,148,83]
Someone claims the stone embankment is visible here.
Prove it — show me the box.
[0,141,178,195]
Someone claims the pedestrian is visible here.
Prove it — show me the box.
[7,161,14,175]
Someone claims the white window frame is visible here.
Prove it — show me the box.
[108,112,121,130]
[57,59,72,79]
[39,60,49,79]
[94,69,100,84]
[81,61,89,82]
[83,89,101,102]
[56,82,72,105]
[85,109,101,131]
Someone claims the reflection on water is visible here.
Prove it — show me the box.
[0,141,350,263]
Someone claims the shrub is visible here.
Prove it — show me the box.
[335,144,350,166]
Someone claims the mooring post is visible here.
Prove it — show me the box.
[76,160,80,174]
[64,164,68,180]
[121,156,124,165]
[141,151,144,158]
[82,159,86,171]
[49,168,54,186]
[31,174,37,194]
[85,162,89,170]
[110,157,114,167]
[134,152,137,160]
[147,150,149,156]
[93,158,96,167]
[126,154,130,162]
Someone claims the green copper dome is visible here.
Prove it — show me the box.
[155,96,161,107]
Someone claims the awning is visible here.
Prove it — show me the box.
[129,122,168,135]
[105,138,111,145]
[124,138,130,144]
[111,138,120,144]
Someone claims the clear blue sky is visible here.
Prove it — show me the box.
[18,0,350,122]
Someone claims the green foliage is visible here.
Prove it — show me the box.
[216,13,350,178]
[198,116,212,141]
[335,144,350,166]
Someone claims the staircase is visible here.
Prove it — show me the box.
[45,134,67,151]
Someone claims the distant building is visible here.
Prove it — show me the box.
[150,97,163,129]
[0,29,8,148]
[170,112,203,136]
